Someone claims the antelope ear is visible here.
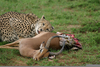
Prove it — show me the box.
[40,41,45,48]
[41,15,45,20]
[40,44,43,49]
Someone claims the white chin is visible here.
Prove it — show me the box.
[36,30,39,34]
[35,27,39,34]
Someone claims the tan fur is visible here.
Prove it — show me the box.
[5,32,61,49]
[1,32,61,60]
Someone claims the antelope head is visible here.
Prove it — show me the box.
[33,36,66,61]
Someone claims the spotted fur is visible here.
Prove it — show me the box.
[0,12,54,42]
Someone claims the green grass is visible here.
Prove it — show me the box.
[0,0,100,66]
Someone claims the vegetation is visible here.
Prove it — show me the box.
[0,0,100,66]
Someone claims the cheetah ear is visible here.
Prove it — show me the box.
[26,13,34,20]
[41,15,45,20]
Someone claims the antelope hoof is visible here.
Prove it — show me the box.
[49,55,56,59]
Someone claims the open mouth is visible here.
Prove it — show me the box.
[37,30,40,34]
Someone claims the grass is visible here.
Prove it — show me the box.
[0,0,100,66]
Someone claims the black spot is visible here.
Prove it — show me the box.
[15,25,17,27]
[22,31,23,32]
[4,36,6,37]
[29,31,31,33]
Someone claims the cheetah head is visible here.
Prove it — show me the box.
[32,15,54,34]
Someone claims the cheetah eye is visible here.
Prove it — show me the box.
[40,29,42,31]
[43,23,45,26]
[46,28,49,31]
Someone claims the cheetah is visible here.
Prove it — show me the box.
[0,12,54,42]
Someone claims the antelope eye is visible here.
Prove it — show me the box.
[40,49,43,53]
[43,23,45,26]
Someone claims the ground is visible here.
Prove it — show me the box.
[0,0,100,66]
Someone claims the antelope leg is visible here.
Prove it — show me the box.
[0,45,19,50]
